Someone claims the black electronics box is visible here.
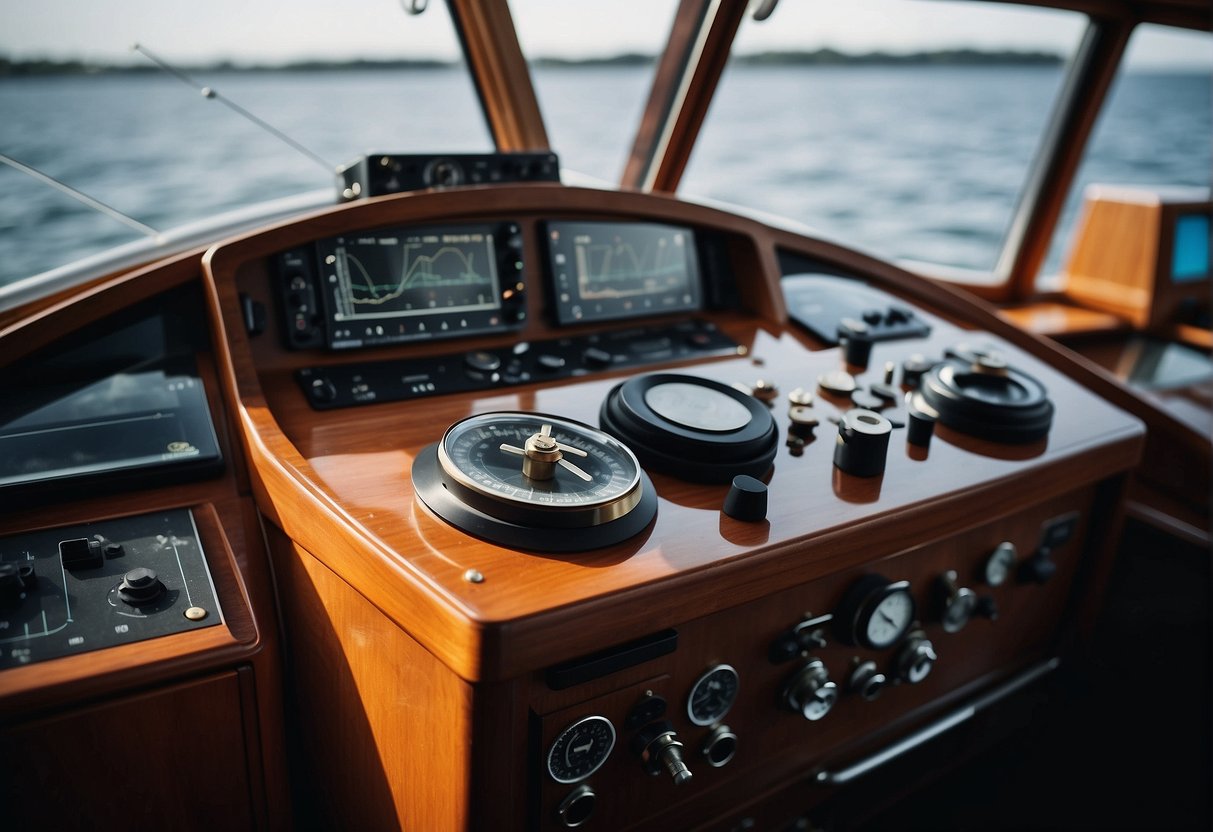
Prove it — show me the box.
[337,152,560,200]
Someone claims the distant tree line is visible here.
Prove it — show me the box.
[0,48,1064,78]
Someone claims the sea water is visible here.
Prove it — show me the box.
[0,66,1207,287]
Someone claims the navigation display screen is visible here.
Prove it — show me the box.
[309,223,525,349]
[546,221,702,325]
[0,365,222,496]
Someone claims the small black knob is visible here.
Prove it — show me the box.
[118,567,165,605]
[1018,547,1057,585]
[309,378,338,404]
[582,347,612,368]
[723,475,768,522]
[975,596,999,621]
[60,537,104,570]
[841,333,874,368]
[536,354,566,372]
[901,355,934,389]
[834,410,892,477]
[464,351,501,374]
[0,563,36,607]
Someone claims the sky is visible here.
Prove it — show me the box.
[1,0,1209,69]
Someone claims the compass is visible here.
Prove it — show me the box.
[412,412,658,552]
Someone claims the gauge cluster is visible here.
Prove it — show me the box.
[533,500,1090,830]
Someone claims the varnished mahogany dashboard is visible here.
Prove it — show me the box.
[2,184,1144,831]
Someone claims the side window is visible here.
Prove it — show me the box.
[1040,24,1212,285]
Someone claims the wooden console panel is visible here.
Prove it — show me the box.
[200,185,1144,829]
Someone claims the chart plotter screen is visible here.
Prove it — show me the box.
[313,223,523,348]
[546,221,702,325]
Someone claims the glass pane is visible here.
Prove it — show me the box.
[680,0,1086,276]
[0,1,490,288]
[1040,24,1212,285]
[509,0,679,184]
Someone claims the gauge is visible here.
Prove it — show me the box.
[687,664,740,726]
[547,715,616,784]
[413,412,658,551]
[437,413,642,528]
[984,541,1017,587]
[835,575,917,650]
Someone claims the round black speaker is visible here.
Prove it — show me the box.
[918,354,1053,443]
[599,373,778,483]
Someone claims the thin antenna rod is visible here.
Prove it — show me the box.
[132,43,336,173]
[0,153,162,238]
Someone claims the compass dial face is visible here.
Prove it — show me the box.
[687,664,740,726]
[547,715,616,784]
[437,413,643,527]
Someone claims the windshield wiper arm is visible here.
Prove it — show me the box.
[0,153,162,239]
[132,43,336,174]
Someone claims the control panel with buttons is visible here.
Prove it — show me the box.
[0,509,220,669]
[295,319,739,410]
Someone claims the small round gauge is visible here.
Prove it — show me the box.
[984,542,1017,587]
[687,664,740,726]
[547,715,616,784]
[835,575,917,650]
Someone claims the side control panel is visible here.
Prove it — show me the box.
[0,509,220,669]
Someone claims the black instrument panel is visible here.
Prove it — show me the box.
[277,219,721,353]
[278,221,527,351]
[543,221,703,325]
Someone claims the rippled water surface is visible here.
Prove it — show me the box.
[0,66,1208,287]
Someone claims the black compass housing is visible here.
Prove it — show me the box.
[918,353,1054,444]
[599,373,778,483]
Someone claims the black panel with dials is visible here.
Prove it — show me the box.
[277,222,526,350]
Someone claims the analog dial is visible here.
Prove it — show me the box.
[547,716,616,784]
[836,575,917,650]
[687,664,740,726]
[437,412,643,528]
[865,589,915,648]
[984,542,1017,587]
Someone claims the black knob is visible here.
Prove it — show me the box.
[841,332,874,368]
[582,347,612,369]
[60,537,104,570]
[905,392,938,448]
[723,475,768,522]
[309,377,338,404]
[901,355,934,389]
[0,563,36,607]
[976,595,999,621]
[1018,547,1056,585]
[118,567,165,605]
[833,410,892,477]
[464,351,502,374]
[536,354,566,372]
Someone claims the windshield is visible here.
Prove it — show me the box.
[681,0,1089,279]
[0,0,490,289]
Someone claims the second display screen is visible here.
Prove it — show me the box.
[546,221,702,325]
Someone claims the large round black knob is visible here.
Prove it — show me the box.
[118,567,165,605]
